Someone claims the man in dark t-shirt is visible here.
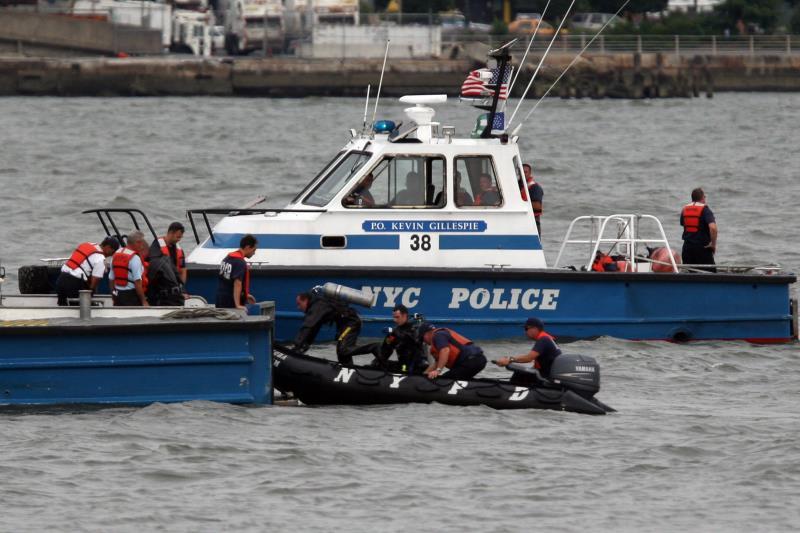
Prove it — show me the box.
[680,187,717,273]
[496,317,561,383]
[523,163,544,235]
[216,234,258,309]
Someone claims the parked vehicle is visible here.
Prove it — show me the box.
[210,25,226,53]
[225,0,285,55]
[570,12,620,32]
[509,17,567,37]
[172,9,213,57]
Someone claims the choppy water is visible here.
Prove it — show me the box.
[0,94,799,531]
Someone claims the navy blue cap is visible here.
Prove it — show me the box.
[524,317,544,330]
[417,322,436,341]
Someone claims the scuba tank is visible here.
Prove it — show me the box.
[312,282,373,308]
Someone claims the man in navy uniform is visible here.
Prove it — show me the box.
[496,317,561,384]
[419,323,487,380]
[680,187,717,272]
[216,234,258,309]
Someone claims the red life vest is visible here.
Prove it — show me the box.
[64,242,103,278]
[429,328,473,368]
[158,237,185,270]
[111,247,138,288]
[592,253,615,272]
[227,250,250,302]
[531,330,555,370]
[141,253,150,292]
[681,203,706,233]
[526,176,543,217]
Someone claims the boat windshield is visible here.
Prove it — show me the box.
[291,150,346,205]
[302,151,371,207]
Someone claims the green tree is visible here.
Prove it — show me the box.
[792,6,800,33]
[714,0,782,33]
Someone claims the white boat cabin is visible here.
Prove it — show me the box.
[188,96,545,270]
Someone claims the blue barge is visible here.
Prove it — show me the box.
[0,302,274,406]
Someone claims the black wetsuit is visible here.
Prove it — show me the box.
[146,240,185,306]
[294,296,374,365]
[375,322,427,375]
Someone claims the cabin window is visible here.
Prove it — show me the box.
[453,156,503,208]
[343,155,446,209]
[303,151,371,207]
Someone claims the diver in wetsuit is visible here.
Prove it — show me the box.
[293,291,377,365]
[371,304,428,375]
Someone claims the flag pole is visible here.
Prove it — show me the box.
[481,41,514,139]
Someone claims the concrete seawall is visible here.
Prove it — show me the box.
[0,12,162,56]
[0,53,799,97]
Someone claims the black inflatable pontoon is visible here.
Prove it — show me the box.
[273,346,615,415]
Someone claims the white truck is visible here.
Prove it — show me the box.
[284,0,359,35]
[171,9,213,57]
[224,0,285,55]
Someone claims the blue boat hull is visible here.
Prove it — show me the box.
[0,317,273,406]
[186,266,796,343]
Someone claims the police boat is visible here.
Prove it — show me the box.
[272,343,614,415]
[17,43,798,343]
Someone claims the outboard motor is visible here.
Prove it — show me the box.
[549,354,601,398]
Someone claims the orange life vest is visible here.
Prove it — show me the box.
[430,328,473,368]
[527,176,542,217]
[532,330,555,370]
[111,247,138,288]
[681,203,706,234]
[592,253,615,272]
[64,242,103,278]
[227,250,250,302]
[141,254,150,292]
[158,237,185,270]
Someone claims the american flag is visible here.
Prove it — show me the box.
[460,66,511,99]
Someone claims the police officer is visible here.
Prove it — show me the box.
[55,236,119,306]
[109,231,149,307]
[419,323,487,380]
[216,234,257,309]
[496,317,561,383]
[373,304,427,375]
[680,187,717,272]
[147,222,187,306]
[293,290,375,365]
[523,163,543,235]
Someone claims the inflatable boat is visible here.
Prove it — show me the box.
[273,345,615,415]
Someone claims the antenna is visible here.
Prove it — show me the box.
[370,40,391,133]
[507,0,553,95]
[362,83,371,134]
[507,0,576,128]
[513,0,632,136]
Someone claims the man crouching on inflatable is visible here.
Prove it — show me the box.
[418,323,487,380]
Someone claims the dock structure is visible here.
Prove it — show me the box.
[0,52,799,97]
